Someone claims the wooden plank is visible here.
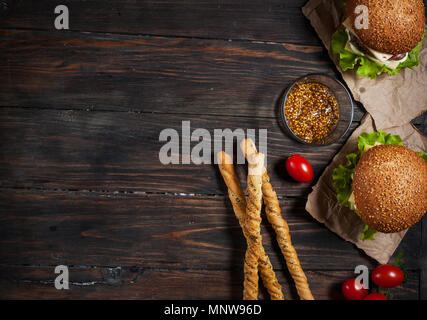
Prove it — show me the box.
[422,269,426,300]
[0,0,321,45]
[421,217,427,300]
[0,189,422,270]
[0,29,365,120]
[0,108,358,197]
[0,266,419,300]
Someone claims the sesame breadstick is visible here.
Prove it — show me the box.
[240,139,314,300]
[242,152,265,300]
[217,151,284,300]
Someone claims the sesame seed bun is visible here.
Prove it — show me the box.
[346,0,426,54]
[353,145,427,233]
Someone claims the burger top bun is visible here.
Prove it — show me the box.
[346,0,426,55]
[353,144,427,233]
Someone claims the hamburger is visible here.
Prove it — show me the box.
[332,131,427,240]
[331,0,426,79]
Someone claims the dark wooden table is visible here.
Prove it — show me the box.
[0,0,425,300]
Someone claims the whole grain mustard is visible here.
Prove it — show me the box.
[284,81,339,144]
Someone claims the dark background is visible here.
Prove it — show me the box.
[0,0,425,299]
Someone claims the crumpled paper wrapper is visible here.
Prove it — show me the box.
[306,115,426,264]
[302,0,427,263]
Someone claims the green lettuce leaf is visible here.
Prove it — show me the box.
[418,152,427,163]
[357,131,403,156]
[332,131,405,240]
[332,153,357,207]
[361,225,377,241]
[331,28,425,79]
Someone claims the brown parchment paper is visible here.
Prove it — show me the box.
[302,0,427,263]
[302,0,427,130]
[306,115,426,264]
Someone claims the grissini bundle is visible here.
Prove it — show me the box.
[240,139,314,300]
[242,152,265,300]
[217,151,284,300]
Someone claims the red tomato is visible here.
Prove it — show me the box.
[372,265,404,288]
[342,278,368,300]
[285,155,313,182]
[363,292,387,300]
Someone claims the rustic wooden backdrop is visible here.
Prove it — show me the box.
[0,0,425,299]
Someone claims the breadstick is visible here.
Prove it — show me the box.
[242,152,265,300]
[241,139,314,300]
[217,152,284,300]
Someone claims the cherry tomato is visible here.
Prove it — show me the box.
[341,278,368,300]
[371,264,404,288]
[363,292,387,300]
[285,155,313,182]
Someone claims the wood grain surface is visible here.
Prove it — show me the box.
[0,189,423,299]
[0,108,358,196]
[0,29,361,118]
[0,0,425,299]
[0,266,419,300]
[0,189,422,269]
[1,0,320,45]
